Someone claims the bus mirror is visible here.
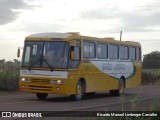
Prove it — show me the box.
[70,46,80,61]
[17,48,20,58]
[71,51,75,60]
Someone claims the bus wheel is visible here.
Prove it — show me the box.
[70,81,83,101]
[36,93,48,100]
[118,78,125,95]
[110,79,124,96]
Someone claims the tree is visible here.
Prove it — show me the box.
[0,59,5,70]
[143,51,160,69]
[13,59,21,70]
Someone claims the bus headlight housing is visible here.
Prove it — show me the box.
[50,80,65,84]
[20,78,30,82]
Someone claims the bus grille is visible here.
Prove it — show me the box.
[28,85,52,92]
[31,79,50,84]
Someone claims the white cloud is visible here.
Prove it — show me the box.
[80,2,160,32]
[0,0,160,60]
[0,0,35,25]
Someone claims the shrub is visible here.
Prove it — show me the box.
[142,70,160,85]
[0,72,19,91]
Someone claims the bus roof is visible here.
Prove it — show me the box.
[25,32,141,47]
[26,32,72,39]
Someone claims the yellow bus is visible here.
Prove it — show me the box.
[19,32,141,101]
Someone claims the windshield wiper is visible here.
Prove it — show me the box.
[28,56,54,71]
[28,56,42,70]
[43,58,54,71]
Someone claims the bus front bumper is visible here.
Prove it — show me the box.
[19,83,68,95]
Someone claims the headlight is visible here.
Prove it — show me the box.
[50,80,57,84]
[57,80,65,84]
[50,80,65,84]
[20,78,30,82]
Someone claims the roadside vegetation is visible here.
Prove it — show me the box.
[142,69,160,85]
[142,51,160,85]
[0,59,20,92]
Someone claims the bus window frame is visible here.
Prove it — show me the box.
[97,43,108,59]
[69,40,81,69]
[83,41,96,59]
[119,45,129,60]
[108,44,119,60]
[129,46,136,60]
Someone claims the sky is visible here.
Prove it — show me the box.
[0,0,160,61]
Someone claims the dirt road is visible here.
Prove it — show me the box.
[0,85,159,111]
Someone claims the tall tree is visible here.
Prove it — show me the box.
[143,51,160,69]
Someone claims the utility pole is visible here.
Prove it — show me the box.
[120,31,122,41]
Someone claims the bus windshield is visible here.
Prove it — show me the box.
[22,41,69,69]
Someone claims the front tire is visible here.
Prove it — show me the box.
[70,81,83,101]
[36,93,48,100]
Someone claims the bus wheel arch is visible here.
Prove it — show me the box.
[70,78,86,101]
[79,78,86,93]
[110,77,125,96]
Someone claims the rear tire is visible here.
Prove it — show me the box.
[36,93,48,100]
[70,81,83,101]
[110,78,125,96]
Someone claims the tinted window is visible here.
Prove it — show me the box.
[136,47,141,60]
[84,42,89,58]
[109,44,118,59]
[70,46,80,68]
[129,47,136,60]
[97,43,108,59]
[119,46,128,60]
[90,43,95,58]
[84,42,95,58]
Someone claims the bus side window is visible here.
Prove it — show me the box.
[136,47,141,60]
[119,46,129,60]
[89,42,95,58]
[84,41,96,58]
[74,47,80,60]
[70,46,80,69]
[129,47,136,60]
[84,42,89,58]
[97,43,108,59]
[97,44,103,58]
[109,44,118,59]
